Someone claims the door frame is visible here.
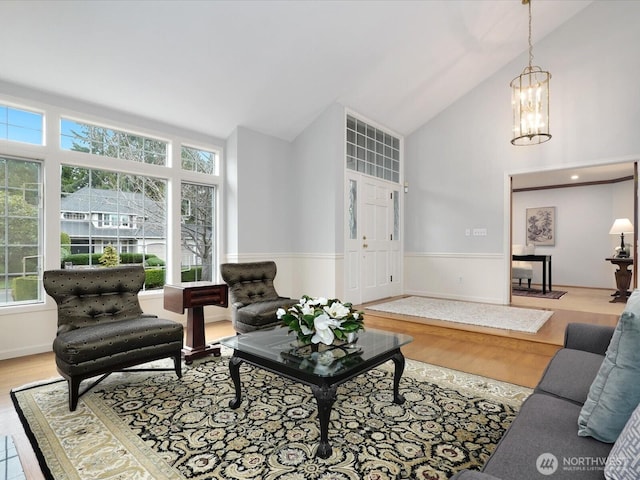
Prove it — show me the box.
[504,158,639,304]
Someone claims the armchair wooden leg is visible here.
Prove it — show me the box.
[68,377,81,411]
[173,352,183,378]
[528,279,531,289]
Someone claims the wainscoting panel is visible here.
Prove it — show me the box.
[404,252,506,305]
[223,253,344,300]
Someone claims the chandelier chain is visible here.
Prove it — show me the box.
[528,0,534,68]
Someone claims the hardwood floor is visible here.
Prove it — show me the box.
[365,286,619,388]
[1,286,620,479]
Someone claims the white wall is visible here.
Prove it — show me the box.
[289,103,346,298]
[404,1,640,303]
[230,127,294,255]
[512,180,634,289]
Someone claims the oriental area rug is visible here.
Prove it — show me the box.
[368,296,553,333]
[12,356,531,480]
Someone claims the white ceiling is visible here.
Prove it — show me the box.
[0,0,593,142]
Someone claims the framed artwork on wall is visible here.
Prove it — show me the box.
[526,206,555,246]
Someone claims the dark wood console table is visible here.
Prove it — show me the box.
[164,282,229,364]
[512,254,552,294]
[606,257,634,303]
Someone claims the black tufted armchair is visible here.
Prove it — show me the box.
[43,265,184,410]
[220,261,297,333]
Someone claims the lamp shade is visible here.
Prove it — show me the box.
[609,218,634,235]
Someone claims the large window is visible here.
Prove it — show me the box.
[0,156,42,305]
[60,166,167,289]
[181,183,215,281]
[0,98,221,306]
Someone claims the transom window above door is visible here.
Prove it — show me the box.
[346,114,400,183]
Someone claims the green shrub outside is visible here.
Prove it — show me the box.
[60,232,71,259]
[56,251,181,290]
[181,267,203,282]
[12,276,38,301]
[145,268,165,289]
[61,253,166,268]
[145,256,165,267]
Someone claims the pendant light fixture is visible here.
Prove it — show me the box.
[510,0,551,146]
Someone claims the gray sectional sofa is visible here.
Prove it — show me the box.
[452,318,631,480]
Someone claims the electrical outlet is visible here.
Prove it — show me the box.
[465,229,471,236]
[472,228,487,236]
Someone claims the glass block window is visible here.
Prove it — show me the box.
[346,115,400,183]
[181,146,217,175]
[60,118,167,165]
[0,105,43,145]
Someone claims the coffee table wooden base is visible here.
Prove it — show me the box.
[227,349,406,458]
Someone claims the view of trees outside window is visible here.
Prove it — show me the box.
[56,123,217,290]
[0,157,42,304]
[60,118,167,165]
[0,108,220,305]
[60,166,168,290]
[182,145,216,175]
[181,182,215,281]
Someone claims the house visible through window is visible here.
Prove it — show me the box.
[0,100,221,305]
[181,182,215,281]
[60,166,168,289]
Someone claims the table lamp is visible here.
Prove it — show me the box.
[609,218,634,258]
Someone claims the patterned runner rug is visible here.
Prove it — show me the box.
[368,296,553,333]
[12,355,530,480]
[512,287,567,300]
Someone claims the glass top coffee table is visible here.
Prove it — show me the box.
[219,326,413,458]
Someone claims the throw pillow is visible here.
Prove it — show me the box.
[605,402,640,480]
[578,290,640,443]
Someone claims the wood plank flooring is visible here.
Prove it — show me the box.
[0,285,621,480]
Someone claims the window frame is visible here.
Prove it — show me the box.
[0,96,224,313]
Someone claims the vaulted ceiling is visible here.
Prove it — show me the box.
[1,0,592,141]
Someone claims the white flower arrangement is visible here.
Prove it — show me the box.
[277,295,365,346]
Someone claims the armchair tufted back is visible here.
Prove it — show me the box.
[220,261,280,307]
[43,266,148,334]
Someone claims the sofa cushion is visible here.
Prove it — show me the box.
[483,393,612,480]
[605,402,640,480]
[536,348,605,405]
[578,291,640,443]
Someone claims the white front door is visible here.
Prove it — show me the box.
[345,172,401,304]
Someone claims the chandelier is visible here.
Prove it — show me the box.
[510,0,551,146]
